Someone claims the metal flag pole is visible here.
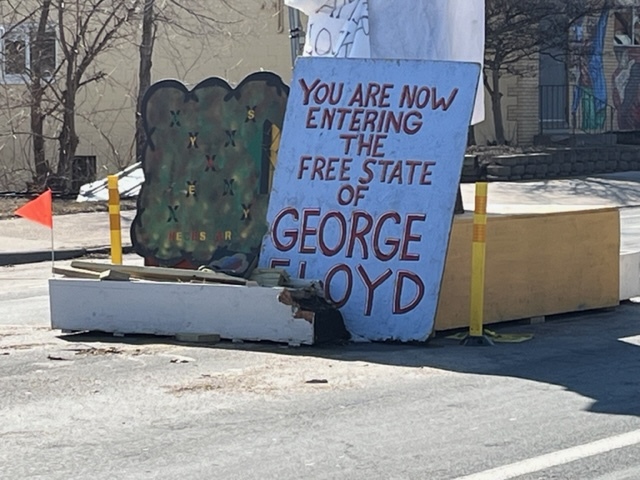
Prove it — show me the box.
[50,218,55,273]
[288,6,304,67]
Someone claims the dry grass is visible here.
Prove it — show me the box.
[0,197,138,220]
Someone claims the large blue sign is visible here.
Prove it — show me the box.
[260,58,480,341]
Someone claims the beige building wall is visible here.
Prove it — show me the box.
[74,2,294,178]
[0,2,295,190]
[474,75,520,146]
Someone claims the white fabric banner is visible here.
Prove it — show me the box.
[285,0,485,124]
[287,0,371,58]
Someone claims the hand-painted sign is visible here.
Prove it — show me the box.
[131,73,289,274]
[260,58,479,341]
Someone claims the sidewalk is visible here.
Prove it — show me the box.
[2,172,640,266]
[0,210,135,266]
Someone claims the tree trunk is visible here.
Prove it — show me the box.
[490,68,506,145]
[30,87,48,187]
[136,0,155,164]
[467,125,476,146]
[30,0,53,188]
[57,90,79,192]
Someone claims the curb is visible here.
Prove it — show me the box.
[0,245,134,267]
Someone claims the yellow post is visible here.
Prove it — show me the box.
[107,175,123,265]
[469,182,488,338]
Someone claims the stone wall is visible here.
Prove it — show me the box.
[461,146,640,183]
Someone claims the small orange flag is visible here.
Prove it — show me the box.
[15,189,53,228]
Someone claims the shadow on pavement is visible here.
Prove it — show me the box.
[60,302,640,418]
[519,175,640,207]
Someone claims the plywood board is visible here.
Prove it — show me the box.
[435,208,620,331]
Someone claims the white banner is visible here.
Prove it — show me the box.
[285,0,485,124]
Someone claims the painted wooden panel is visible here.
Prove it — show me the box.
[435,208,620,331]
[260,57,480,342]
[131,73,289,274]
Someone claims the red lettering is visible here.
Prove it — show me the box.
[298,262,307,279]
[297,155,312,179]
[306,106,320,128]
[387,162,403,184]
[357,266,393,316]
[337,184,355,206]
[432,87,459,111]
[363,110,378,132]
[299,78,320,105]
[403,111,423,135]
[339,158,352,181]
[325,264,353,308]
[312,156,326,180]
[346,211,373,259]
[348,108,365,131]
[393,271,425,314]
[378,160,393,182]
[318,211,347,256]
[348,83,364,107]
[372,134,386,158]
[419,161,436,185]
[321,108,335,129]
[340,133,357,155]
[358,159,375,185]
[270,258,291,269]
[399,85,417,108]
[379,84,393,108]
[300,208,320,254]
[272,207,299,251]
[400,214,426,261]
[326,157,340,181]
[365,83,381,107]
[372,212,401,261]
[405,160,422,184]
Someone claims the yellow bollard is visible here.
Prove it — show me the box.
[107,175,123,265]
[463,182,493,346]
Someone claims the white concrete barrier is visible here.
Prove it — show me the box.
[620,252,640,301]
[49,279,315,345]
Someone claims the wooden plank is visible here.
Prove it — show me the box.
[70,261,247,286]
[53,266,100,280]
[99,270,131,282]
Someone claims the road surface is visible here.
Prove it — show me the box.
[0,257,639,479]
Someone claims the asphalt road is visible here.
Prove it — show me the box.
[1,258,640,480]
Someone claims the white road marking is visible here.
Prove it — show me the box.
[454,429,640,480]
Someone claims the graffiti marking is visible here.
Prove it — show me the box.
[167,205,180,223]
[205,155,217,172]
[225,129,237,147]
[188,132,199,149]
[241,203,252,221]
[223,178,235,196]
[245,105,257,123]
[170,110,181,127]
[186,180,197,198]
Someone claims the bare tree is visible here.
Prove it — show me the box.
[135,0,156,165]
[134,0,248,164]
[485,0,606,144]
[54,0,140,191]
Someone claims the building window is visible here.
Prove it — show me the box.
[614,2,640,46]
[1,25,57,83]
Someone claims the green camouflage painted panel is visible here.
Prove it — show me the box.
[131,72,289,275]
